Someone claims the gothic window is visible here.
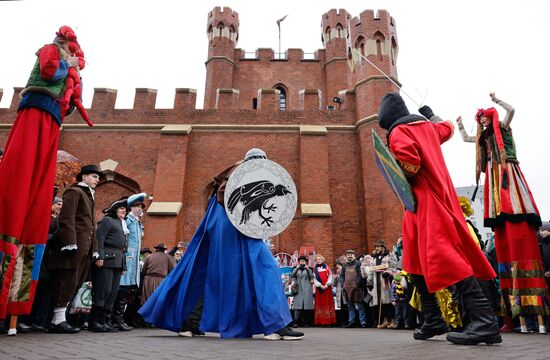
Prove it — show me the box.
[391,36,398,65]
[229,25,236,41]
[274,85,287,111]
[217,22,224,37]
[354,36,366,63]
[336,23,343,38]
[325,27,331,43]
[207,25,213,41]
[373,31,385,61]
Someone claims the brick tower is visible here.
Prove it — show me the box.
[204,7,239,109]
[350,10,404,248]
[321,9,351,108]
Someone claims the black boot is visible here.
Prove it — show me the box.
[411,274,449,340]
[112,297,133,331]
[88,307,108,333]
[446,277,502,345]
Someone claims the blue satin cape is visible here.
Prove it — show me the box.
[138,196,292,338]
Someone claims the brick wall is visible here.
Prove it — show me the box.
[0,7,405,263]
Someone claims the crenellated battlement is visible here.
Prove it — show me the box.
[207,6,239,33]
[236,47,321,61]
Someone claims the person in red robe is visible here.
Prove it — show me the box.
[0,26,91,323]
[377,93,501,345]
[313,255,336,326]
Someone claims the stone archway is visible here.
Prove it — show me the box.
[94,159,142,219]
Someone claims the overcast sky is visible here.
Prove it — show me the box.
[1,0,549,220]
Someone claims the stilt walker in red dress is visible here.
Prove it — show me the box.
[457,93,550,333]
[0,26,93,331]
[377,93,501,345]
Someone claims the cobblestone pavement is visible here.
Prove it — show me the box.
[0,328,549,360]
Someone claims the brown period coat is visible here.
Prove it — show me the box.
[48,185,98,269]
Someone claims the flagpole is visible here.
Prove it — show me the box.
[278,23,281,59]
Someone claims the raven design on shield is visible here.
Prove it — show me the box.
[227,180,292,226]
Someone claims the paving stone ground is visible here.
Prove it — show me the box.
[0,328,549,360]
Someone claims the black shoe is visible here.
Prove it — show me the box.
[191,327,205,336]
[88,321,108,333]
[112,320,133,331]
[31,324,46,332]
[446,276,502,345]
[342,323,355,328]
[17,323,32,333]
[265,327,304,340]
[49,321,81,334]
[360,323,367,328]
[104,321,119,332]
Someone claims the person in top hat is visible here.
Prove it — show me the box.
[111,193,147,330]
[457,93,549,332]
[139,148,303,340]
[47,164,102,333]
[377,92,500,345]
[88,197,129,332]
[140,242,176,306]
[291,256,315,327]
[0,26,91,324]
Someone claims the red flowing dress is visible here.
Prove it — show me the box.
[314,266,336,325]
[0,44,66,318]
[389,120,496,293]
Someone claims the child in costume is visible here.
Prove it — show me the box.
[457,93,550,332]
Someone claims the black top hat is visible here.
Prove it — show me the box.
[102,197,128,215]
[140,247,152,255]
[76,164,102,182]
[154,243,167,251]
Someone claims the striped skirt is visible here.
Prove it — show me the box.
[484,160,549,316]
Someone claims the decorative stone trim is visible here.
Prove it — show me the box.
[161,125,192,135]
[301,203,332,217]
[147,202,183,216]
[300,125,327,136]
[355,114,378,129]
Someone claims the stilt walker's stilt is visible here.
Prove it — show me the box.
[519,316,527,333]
[537,315,546,334]
[7,316,17,336]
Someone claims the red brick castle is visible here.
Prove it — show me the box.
[0,7,403,263]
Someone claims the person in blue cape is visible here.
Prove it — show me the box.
[139,148,303,340]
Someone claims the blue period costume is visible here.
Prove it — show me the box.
[121,212,143,287]
[139,165,292,338]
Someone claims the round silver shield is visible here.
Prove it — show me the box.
[224,159,297,239]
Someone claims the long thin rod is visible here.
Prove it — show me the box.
[352,48,420,107]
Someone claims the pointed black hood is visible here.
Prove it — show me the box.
[378,93,425,137]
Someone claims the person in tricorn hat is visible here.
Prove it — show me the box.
[140,242,175,306]
[0,26,91,327]
[112,193,147,330]
[88,197,129,332]
[139,148,304,340]
[48,164,102,333]
[377,92,500,345]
